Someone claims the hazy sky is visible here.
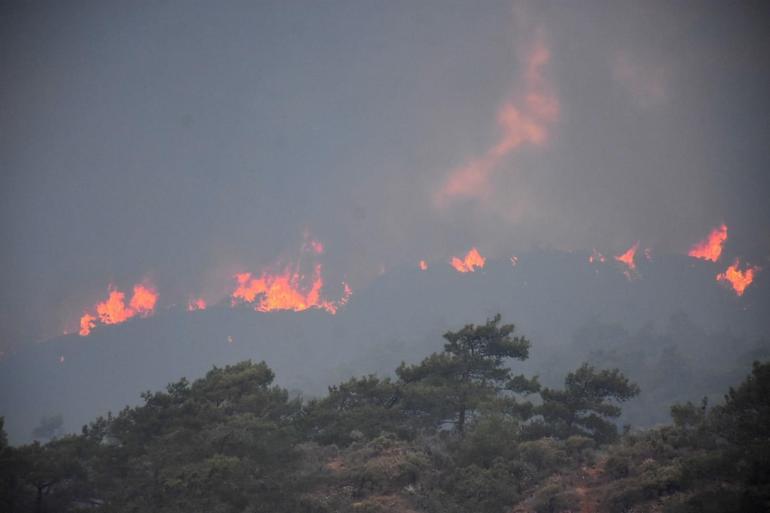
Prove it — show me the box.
[2,1,769,351]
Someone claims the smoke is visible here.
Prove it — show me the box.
[1,1,770,351]
[434,35,558,205]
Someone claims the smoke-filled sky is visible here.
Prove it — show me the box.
[2,1,769,352]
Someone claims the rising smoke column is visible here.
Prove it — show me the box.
[434,36,558,205]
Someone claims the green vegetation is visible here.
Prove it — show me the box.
[0,316,768,512]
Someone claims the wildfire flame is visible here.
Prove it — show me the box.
[231,239,350,314]
[79,313,96,336]
[187,298,206,311]
[419,260,428,271]
[450,247,486,273]
[688,223,728,262]
[615,242,639,279]
[79,282,158,336]
[717,259,759,296]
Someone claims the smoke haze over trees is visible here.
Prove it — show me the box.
[1,2,769,511]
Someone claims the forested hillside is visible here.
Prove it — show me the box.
[1,317,768,512]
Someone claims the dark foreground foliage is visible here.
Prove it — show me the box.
[0,316,767,513]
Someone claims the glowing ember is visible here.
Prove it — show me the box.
[450,247,486,273]
[188,298,207,311]
[614,242,639,279]
[79,282,158,336]
[615,243,638,271]
[231,240,350,314]
[419,260,428,271]
[717,259,759,296]
[688,223,728,262]
[589,249,606,263]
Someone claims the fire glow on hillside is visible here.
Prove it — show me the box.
[689,224,728,262]
[187,298,206,311]
[79,283,158,336]
[450,248,486,273]
[231,237,351,314]
[717,259,759,296]
[615,242,639,279]
[73,229,763,338]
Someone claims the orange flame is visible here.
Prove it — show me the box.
[187,298,207,311]
[419,260,428,271]
[615,242,639,279]
[96,289,133,325]
[717,259,759,296]
[79,282,158,336]
[79,313,96,336]
[688,223,728,262]
[129,284,157,315]
[450,247,486,273]
[231,240,350,314]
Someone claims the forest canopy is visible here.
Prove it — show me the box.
[1,316,768,513]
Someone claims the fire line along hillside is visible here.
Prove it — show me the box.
[0,249,767,444]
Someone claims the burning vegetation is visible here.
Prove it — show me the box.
[231,237,351,314]
[717,259,760,296]
[450,247,486,273]
[688,223,728,262]
[614,242,639,279]
[78,283,158,336]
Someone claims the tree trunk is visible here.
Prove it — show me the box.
[35,484,44,513]
[458,406,466,438]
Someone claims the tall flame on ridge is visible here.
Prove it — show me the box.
[450,247,486,273]
[717,259,759,296]
[688,223,728,262]
[231,238,350,314]
[79,282,158,336]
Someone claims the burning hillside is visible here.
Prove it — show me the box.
[79,283,158,336]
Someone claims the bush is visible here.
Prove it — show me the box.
[532,483,580,513]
